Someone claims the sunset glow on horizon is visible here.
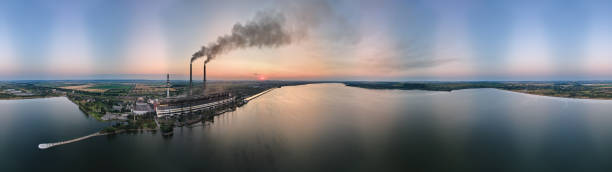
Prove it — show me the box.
[2,0,612,81]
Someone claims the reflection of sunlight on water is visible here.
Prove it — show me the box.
[0,99,17,139]
[433,89,477,150]
[581,102,612,156]
[69,84,612,170]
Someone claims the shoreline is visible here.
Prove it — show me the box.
[0,95,62,101]
[344,84,612,101]
[244,88,275,102]
[505,89,612,101]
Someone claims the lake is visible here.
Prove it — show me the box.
[2,83,612,171]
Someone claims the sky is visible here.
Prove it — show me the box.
[1,0,612,81]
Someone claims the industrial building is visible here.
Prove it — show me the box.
[155,60,236,118]
[155,93,235,117]
[132,97,154,115]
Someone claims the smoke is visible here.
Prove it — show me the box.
[190,0,361,67]
[191,10,292,64]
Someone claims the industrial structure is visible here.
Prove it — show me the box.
[155,59,235,118]
[189,62,193,96]
[166,73,171,98]
[203,64,206,94]
[155,93,235,117]
[133,97,154,115]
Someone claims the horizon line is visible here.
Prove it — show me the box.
[3,79,612,82]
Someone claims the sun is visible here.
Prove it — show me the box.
[258,76,266,81]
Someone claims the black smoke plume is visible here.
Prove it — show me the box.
[191,11,292,64]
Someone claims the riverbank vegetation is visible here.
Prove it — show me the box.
[102,116,158,134]
[0,82,64,99]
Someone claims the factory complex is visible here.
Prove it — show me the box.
[155,93,235,117]
[154,59,237,118]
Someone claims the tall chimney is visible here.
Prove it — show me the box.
[189,62,193,96]
[202,63,206,95]
[166,73,170,98]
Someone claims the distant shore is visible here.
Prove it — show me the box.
[0,95,61,100]
[344,81,612,100]
[507,90,612,101]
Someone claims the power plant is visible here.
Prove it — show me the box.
[187,62,207,96]
[155,59,235,118]
[156,11,293,118]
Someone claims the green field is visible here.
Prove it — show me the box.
[87,84,133,90]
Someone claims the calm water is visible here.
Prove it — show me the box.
[3,83,612,171]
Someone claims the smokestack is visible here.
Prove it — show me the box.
[202,63,206,95]
[189,62,193,96]
[166,73,170,98]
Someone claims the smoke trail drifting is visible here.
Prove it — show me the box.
[191,11,292,64]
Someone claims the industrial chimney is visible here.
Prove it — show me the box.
[189,62,193,96]
[203,64,206,95]
[166,73,170,98]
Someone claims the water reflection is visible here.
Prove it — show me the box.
[5,84,612,171]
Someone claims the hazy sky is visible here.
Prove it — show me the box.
[1,0,612,81]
